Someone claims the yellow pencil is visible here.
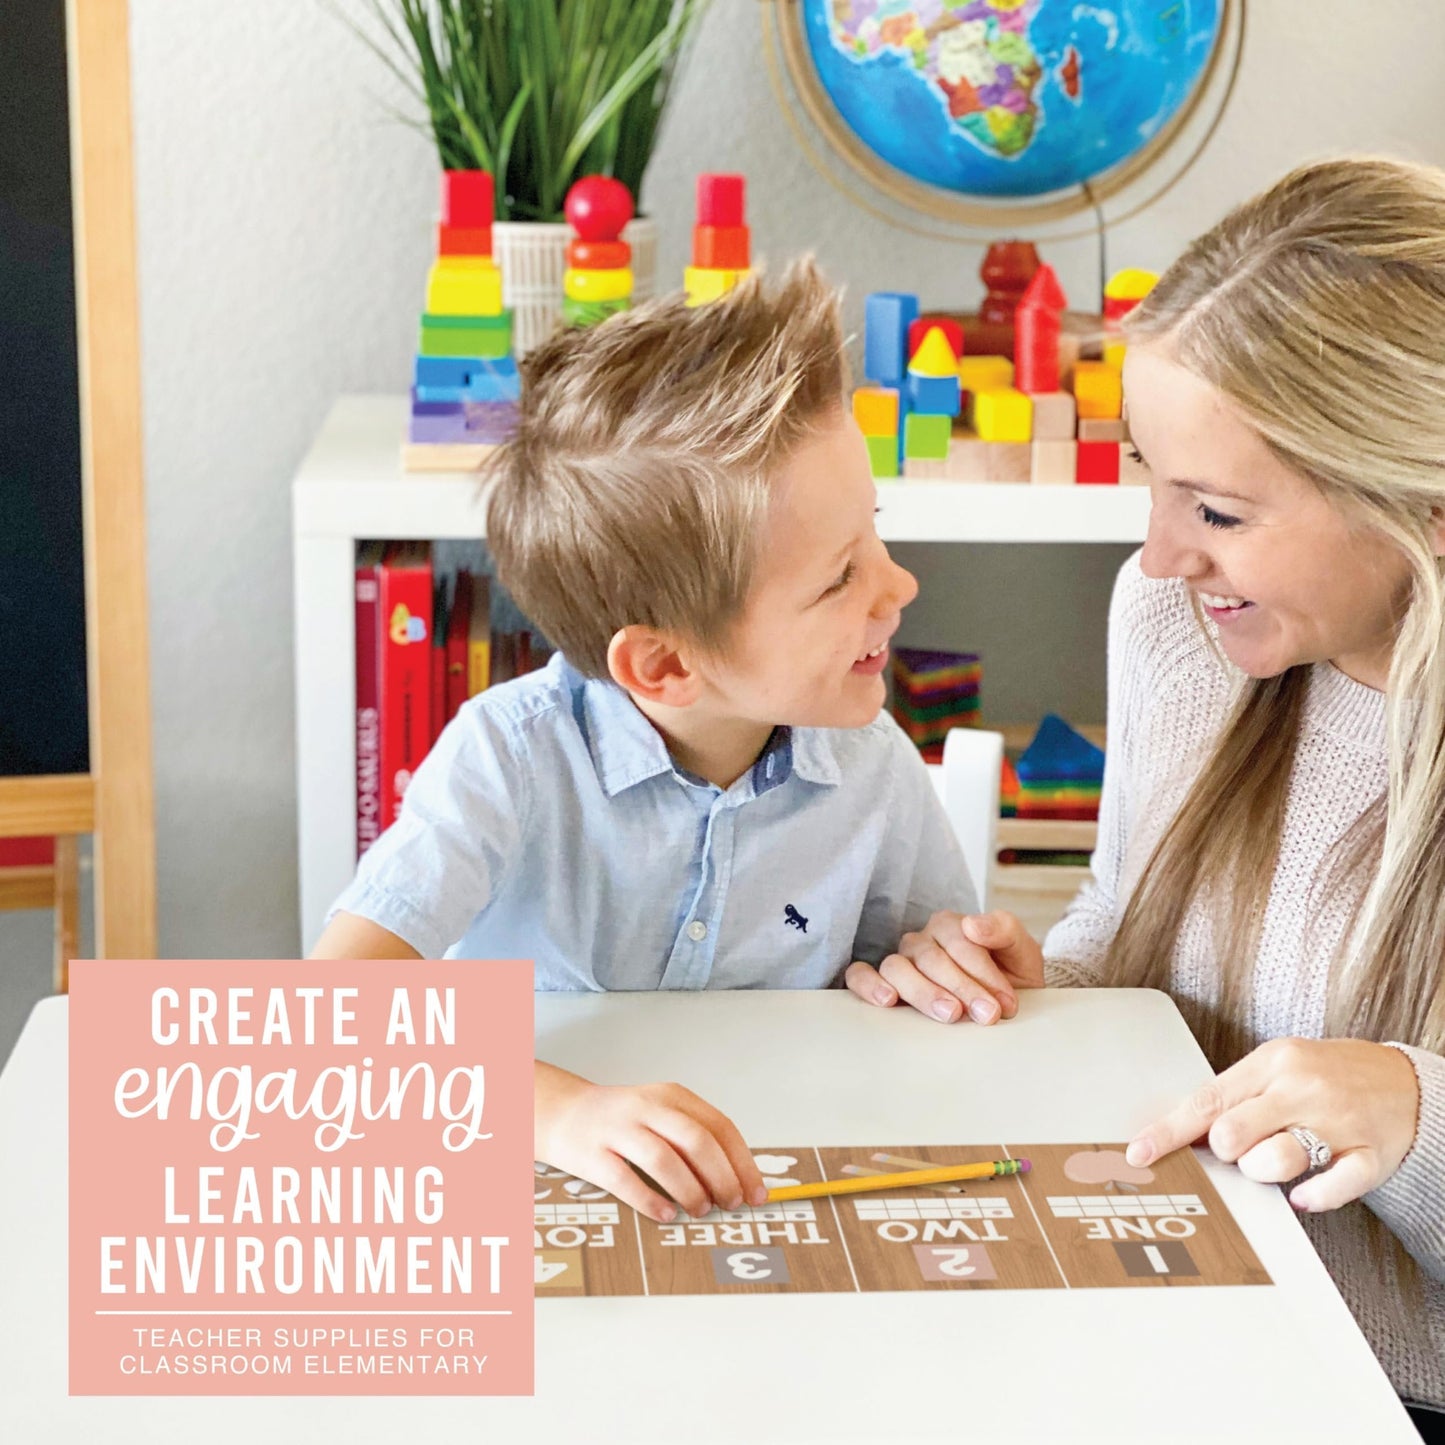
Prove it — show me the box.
[765,1158,1030,1202]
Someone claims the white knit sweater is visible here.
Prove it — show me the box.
[1044,553,1445,1409]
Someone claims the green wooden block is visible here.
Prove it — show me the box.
[562,296,629,328]
[903,411,951,460]
[866,434,899,478]
[419,311,513,358]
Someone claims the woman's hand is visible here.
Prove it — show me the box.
[1126,1037,1421,1211]
[844,910,1046,1025]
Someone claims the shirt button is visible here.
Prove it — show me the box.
[686,920,708,942]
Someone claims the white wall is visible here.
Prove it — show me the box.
[7,1,1445,1004]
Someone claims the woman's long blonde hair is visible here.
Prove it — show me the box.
[1105,157,1445,1066]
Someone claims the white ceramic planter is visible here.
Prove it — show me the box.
[493,215,659,357]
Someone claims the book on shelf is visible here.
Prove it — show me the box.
[467,574,492,697]
[354,541,386,859]
[430,575,449,749]
[377,542,433,832]
[445,570,473,720]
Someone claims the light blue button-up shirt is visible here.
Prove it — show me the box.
[330,654,976,989]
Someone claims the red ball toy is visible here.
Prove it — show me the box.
[564,176,634,243]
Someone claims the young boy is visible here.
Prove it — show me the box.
[312,260,1013,1222]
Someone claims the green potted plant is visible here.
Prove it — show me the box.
[351,0,709,352]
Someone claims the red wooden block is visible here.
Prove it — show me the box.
[443,170,493,227]
[567,238,631,269]
[697,173,746,227]
[1076,439,1121,484]
[1015,306,1059,393]
[693,224,750,269]
[907,315,965,361]
[438,223,493,257]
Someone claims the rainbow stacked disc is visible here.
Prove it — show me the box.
[891,647,981,761]
[1015,714,1104,820]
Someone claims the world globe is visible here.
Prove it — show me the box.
[775,0,1229,214]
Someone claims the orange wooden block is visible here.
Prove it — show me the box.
[1073,361,1123,419]
[852,387,900,437]
[693,224,750,270]
[567,238,631,269]
[438,223,493,256]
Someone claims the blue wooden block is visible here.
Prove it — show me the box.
[864,292,920,387]
[415,355,477,389]
[905,371,961,417]
[464,356,521,403]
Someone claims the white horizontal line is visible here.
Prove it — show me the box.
[95,1311,512,1317]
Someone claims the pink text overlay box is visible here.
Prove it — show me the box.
[69,959,534,1395]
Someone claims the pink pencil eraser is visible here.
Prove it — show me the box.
[1017,1158,1032,1172]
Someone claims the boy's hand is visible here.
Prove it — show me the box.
[844,910,1045,1025]
[536,1064,768,1224]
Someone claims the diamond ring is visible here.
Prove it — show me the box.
[1287,1125,1333,1172]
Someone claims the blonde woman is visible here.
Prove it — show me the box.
[848,158,1445,1433]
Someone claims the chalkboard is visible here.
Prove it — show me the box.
[0,0,89,777]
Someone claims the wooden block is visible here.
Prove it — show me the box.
[958,355,1013,392]
[438,223,493,257]
[852,386,900,437]
[971,386,1032,443]
[567,238,630,269]
[1030,391,1076,440]
[693,224,750,270]
[684,266,745,306]
[901,458,950,480]
[1073,360,1123,419]
[1078,417,1127,442]
[443,170,493,227]
[865,434,899,478]
[985,442,1031,483]
[1076,439,1121,484]
[426,258,502,315]
[908,315,965,363]
[1119,445,1150,486]
[402,441,492,472]
[1030,440,1077,485]
[942,433,989,481]
[903,411,951,459]
[696,173,745,228]
[564,266,632,303]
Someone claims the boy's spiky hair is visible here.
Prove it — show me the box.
[483,257,849,678]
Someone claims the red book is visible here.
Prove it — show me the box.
[354,541,385,860]
[430,576,449,747]
[445,570,473,721]
[378,542,433,829]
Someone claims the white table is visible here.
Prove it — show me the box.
[0,988,1416,1443]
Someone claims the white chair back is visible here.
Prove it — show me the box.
[926,727,1004,914]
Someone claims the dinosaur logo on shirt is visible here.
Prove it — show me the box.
[784,904,809,934]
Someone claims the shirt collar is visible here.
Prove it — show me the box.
[567,656,844,797]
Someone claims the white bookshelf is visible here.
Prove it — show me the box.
[292,396,1146,948]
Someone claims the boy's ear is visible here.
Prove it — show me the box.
[607,626,703,707]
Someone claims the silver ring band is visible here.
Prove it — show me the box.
[1288,1125,1333,1171]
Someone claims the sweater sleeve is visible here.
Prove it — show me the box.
[1366,1043,1445,1282]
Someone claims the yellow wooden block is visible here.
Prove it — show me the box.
[970,386,1033,443]
[1104,267,1158,302]
[564,266,632,303]
[852,386,900,437]
[684,266,745,306]
[910,327,958,378]
[1073,360,1123,419]
[1103,339,1128,369]
[426,258,502,316]
[958,356,1013,392]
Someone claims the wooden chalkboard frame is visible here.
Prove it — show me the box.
[0,0,156,959]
